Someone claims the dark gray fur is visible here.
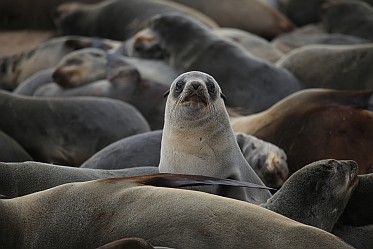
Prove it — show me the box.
[54,0,217,40]
[332,224,373,249]
[13,68,53,96]
[272,26,368,53]
[0,130,33,162]
[133,14,301,113]
[262,159,358,232]
[0,90,150,166]
[0,161,159,198]
[322,0,373,41]
[338,173,373,226]
[277,44,373,90]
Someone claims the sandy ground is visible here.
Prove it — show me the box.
[0,30,55,57]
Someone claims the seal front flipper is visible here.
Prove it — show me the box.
[99,173,275,191]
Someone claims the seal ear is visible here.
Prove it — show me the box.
[164,89,170,98]
[220,92,227,101]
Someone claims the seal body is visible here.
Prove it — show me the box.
[0,161,159,198]
[276,44,373,90]
[322,0,373,41]
[231,88,373,175]
[0,90,150,166]
[159,71,271,204]
[272,24,368,53]
[0,178,354,249]
[170,0,295,38]
[13,69,54,96]
[130,14,301,113]
[54,0,217,40]
[215,28,284,63]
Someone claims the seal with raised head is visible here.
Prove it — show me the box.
[129,14,301,113]
[262,159,359,232]
[159,71,271,204]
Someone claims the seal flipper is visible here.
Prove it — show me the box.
[98,173,274,191]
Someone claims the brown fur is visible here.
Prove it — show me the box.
[232,89,373,175]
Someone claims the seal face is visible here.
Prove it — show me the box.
[167,72,220,116]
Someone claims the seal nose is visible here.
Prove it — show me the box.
[191,81,201,90]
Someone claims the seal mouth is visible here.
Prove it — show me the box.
[182,93,208,106]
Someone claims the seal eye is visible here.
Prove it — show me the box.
[175,80,185,93]
[206,80,215,94]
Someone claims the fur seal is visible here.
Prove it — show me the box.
[170,0,295,38]
[235,133,288,189]
[215,28,284,63]
[51,48,177,88]
[262,159,359,232]
[81,130,288,188]
[130,14,301,113]
[231,88,373,175]
[0,90,150,166]
[35,58,168,130]
[272,24,369,53]
[322,0,373,41]
[276,44,373,90]
[159,71,271,203]
[0,130,33,162]
[54,0,217,40]
[0,177,354,249]
[0,36,117,90]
